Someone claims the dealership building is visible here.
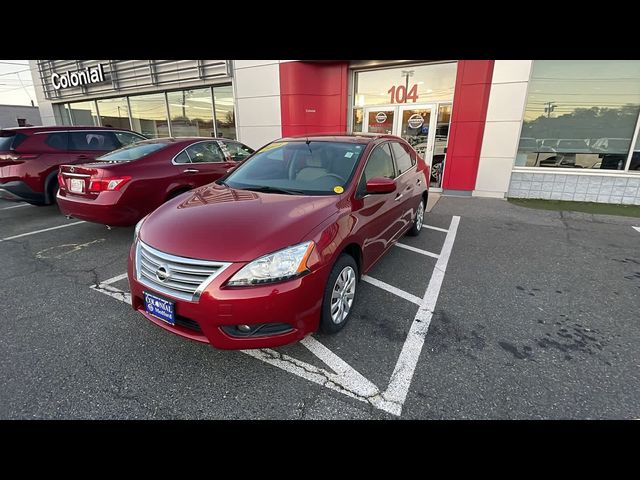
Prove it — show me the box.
[29,60,640,205]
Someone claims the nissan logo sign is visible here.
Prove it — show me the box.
[375,112,388,123]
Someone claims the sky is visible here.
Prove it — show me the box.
[0,60,38,107]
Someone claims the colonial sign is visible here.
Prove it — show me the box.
[51,64,106,90]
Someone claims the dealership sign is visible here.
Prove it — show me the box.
[51,64,106,90]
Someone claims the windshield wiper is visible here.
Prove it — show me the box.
[241,185,304,195]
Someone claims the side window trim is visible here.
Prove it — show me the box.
[171,145,193,165]
[390,141,416,177]
[355,141,396,198]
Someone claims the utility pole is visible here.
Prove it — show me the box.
[544,101,556,118]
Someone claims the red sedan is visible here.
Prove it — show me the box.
[128,133,429,349]
[57,137,254,226]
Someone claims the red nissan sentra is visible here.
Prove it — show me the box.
[57,137,254,226]
[128,133,429,349]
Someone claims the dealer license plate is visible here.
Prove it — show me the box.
[143,291,175,325]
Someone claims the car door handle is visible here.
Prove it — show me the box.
[394,193,403,201]
[77,155,90,159]
[183,168,199,174]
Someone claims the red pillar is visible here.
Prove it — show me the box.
[442,60,494,191]
[279,61,348,136]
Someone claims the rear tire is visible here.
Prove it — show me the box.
[406,199,424,237]
[319,254,359,334]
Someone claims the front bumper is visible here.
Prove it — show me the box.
[57,190,142,226]
[0,181,45,204]
[127,242,330,349]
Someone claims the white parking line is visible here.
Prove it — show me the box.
[101,272,129,285]
[633,226,640,233]
[423,224,448,233]
[2,203,30,210]
[395,242,440,259]
[89,283,132,304]
[0,221,85,242]
[362,275,423,306]
[381,215,460,414]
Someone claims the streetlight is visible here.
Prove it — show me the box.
[401,69,414,90]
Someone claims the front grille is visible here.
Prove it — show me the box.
[136,241,231,302]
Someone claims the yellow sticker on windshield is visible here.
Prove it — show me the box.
[333,186,344,194]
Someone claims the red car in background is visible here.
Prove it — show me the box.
[128,133,429,350]
[57,137,254,227]
[0,126,145,205]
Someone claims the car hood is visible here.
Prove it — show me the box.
[139,184,340,262]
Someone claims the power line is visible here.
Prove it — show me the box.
[0,68,31,77]
[0,61,29,66]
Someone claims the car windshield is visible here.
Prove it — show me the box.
[222,140,365,195]
[97,142,168,162]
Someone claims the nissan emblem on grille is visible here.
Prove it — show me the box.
[155,266,170,282]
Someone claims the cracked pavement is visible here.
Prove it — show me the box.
[1,197,639,419]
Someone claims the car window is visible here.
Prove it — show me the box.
[173,150,191,164]
[44,132,69,150]
[0,132,28,151]
[115,131,144,147]
[69,131,119,151]
[186,142,225,163]
[223,140,364,195]
[219,141,254,161]
[363,143,396,181]
[97,142,168,162]
[390,142,414,175]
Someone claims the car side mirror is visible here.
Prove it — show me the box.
[365,177,396,194]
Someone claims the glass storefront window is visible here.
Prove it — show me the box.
[516,60,640,171]
[354,63,457,107]
[352,108,363,132]
[53,103,72,125]
[168,88,215,137]
[97,97,131,130]
[213,85,236,140]
[630,129,640,171]
[68,101,99,126]
[129,93,170,138]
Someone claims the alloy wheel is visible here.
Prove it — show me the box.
[330,266,356,324]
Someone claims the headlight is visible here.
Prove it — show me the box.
[134,214,149,240]
[227,241,314,287]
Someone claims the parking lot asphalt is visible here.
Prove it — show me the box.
[1,196,638,419]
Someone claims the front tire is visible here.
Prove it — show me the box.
[406,199,425,237]
[319,254,358,334]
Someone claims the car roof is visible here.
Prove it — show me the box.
[278,132,400,144]
[0,125,139,134]
[133,137,239,146]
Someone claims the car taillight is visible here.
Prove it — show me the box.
[57,173,65,189]
[88,176,131,193]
